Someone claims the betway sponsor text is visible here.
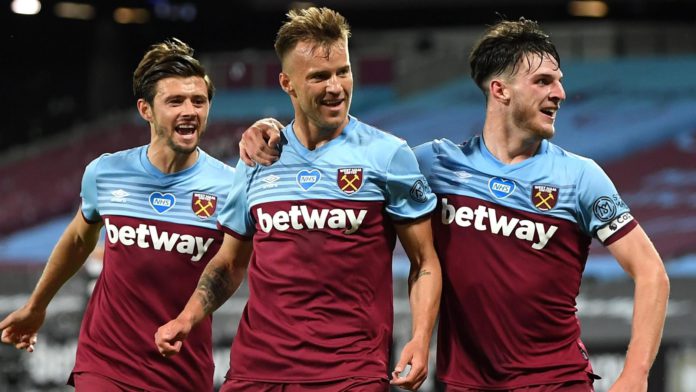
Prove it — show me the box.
[441,198,557,250]
[104,218,214,262]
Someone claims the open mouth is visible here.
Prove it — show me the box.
[540,108,557,118]
[175,124,196,135]
[322,98,344,107]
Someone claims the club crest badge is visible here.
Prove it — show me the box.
[192,192,217,219]
[296,169,321,191]
[531,185,559,211]
[488,177,516,199]
[149,192,176,214]
[337,168,363,195]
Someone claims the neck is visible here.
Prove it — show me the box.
[293,115,348,150]
[147,142,199,174]
[482,108,542,164]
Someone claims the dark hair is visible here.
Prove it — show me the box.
[469,17,560,94]
[274,7,351,64]
[132,38,214,104]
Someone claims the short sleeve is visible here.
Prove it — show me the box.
[217,159,255,239]
[412,141,435,179]
[385,142,437,220]
[577,159,636,244]
[80,156,103,223]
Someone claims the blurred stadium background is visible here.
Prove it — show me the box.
[2,0,696,391]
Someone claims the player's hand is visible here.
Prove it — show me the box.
[0,305,45,352]
[608,372,647,392]
[390,337,429,390]
[155,318,192,358]
[239,118,283,167]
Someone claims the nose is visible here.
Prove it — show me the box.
[181,99,196,116]
[326,75,341,94]
[551,81,566,102]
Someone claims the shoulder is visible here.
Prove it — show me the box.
[349,117,409,150]
[85,145,143,175]
[413,136,474,166]
[199,150,236,176]
[544,141,604,174]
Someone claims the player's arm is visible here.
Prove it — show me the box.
[391,216,442,391]
[0,209,102,352]
[606,224,669,392]
[238,118,283,166]
[155,233,252,357]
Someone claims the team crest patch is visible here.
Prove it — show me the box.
[337,168,363,195]
[296,169,321,190]
[488,177,515,199]
[192,192,217,219]
[531,185,559,211]
[149,192,176,214]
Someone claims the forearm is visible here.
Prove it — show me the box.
[178,257,246,326]
[27,225,99,311]
[408,258,442,342]
[622,270,670,376]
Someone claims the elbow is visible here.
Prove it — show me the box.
[645,263,670,300]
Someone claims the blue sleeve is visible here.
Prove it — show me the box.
[576,159,634,242]
[385,142,437,220]
[412,141,435,180]
[217,159,255,237]
[80,156,102,222]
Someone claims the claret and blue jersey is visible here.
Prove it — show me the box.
[75,145,235,392]
[217,116,436,383]
[414,135,637,389]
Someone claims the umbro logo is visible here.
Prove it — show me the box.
[454,171,472,181]
[111,189,129,203]
[262,174,280,189]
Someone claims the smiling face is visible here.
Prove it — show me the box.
[138,76,210,155]
[280,39,352,136]
[502,53,566,140]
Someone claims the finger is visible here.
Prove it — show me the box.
[238,140,255,167]
[267,133,281,150]
[1,329,14,344]
[257,118,283,131]
[391,354,409,379]
[160,340,182,357]
[266,118,284,129]
[253,148,280,166]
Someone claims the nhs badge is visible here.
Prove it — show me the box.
[297,169,321,191]
[488,177,515,199]
[149,192,176,214]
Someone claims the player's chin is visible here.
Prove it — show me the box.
[534,126,555,140]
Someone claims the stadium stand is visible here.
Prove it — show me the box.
[2,52,696,391]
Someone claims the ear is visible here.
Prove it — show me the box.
[137,99,153,122]
[489,79,511,104]
[279,72,294,96]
